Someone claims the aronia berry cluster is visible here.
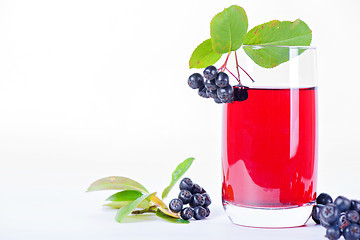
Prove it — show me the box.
[188,65,248,104]
[312,193,360,240]
[168,178,211,220]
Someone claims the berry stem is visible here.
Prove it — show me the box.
[225,67,239,83]
[234,51,241,82]
[237,63,255,83]
[219,51,231,72]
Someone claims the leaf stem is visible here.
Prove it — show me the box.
[234,51,242,85]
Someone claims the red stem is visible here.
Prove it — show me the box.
[225,67,239,83]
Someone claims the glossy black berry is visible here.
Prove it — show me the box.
[346,210,360,224]
[178,190,192,205]
[202,193,211,208]
[317,193,333,205]
[203,66,217,80]
[179,178,193,191]
[312,204,323,224]
[204,78,217,91]
[320,204,341,226]
[169,198,183,213]
[338,213,349,228]
[188,73,204,89]
[233,87,248,102]
[193,206,206,220]
[215,72,229,88]
[190,193,205,208]
[200,188,206,194]
[326,225,342,240]
[335,196,352,212]
[217,85,233,100]
[343,223,360,240]
[206,89,217,98]
[205,207,210,217]
[198,85,210,98]
[213,96,222,104]
[180,207,194,220]
[191,184,202,194]
[351,200,360,212]
[221,94,234,103]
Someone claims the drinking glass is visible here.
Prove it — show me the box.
[222,45,317,228]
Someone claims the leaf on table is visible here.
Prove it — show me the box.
[243,19,312,68]
[115,192,156,223]
[210,5,248,53]
[87,176,148,193]
[156,209,189,224]
[150,195,180,219]
[189,39,223,69]
[162,157,194,199]
[104,200,150,209]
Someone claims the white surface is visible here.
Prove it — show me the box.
[1,0,360,239]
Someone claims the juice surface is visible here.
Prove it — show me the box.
[222,87,317,207]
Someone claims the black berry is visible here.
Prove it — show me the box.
[338,213,349,228]
[204,78,217,91]
[213,96,222,104]
[180,207,194,220]
[190,193,205,208]
[334,196,352,212]
[178,190,192,205]
[179,178,193,191]
[193,206,206,220]
[169,198,183,213]
[198,85,210,98]
[205,207,210,217]
[203,66,217,80]
[191,184,202,194]
[188,73,204,89]
[317,193,333,205]
[202,193,211,208]
[343,223,360,240]
[326,225,342,240]
[206,89,217,98]
[217,85,233,101]
[215,72,229,88]
[345,210,360,224]
[351,200,360,212]
[320,204,341,226]
[312,204,323,224]
[233,87,248,102]
[221,94,234,103]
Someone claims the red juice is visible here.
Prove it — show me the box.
[222,87,317,208]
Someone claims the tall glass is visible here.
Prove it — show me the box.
[222,46,317,228]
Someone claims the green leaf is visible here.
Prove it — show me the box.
[104,200,150,209]
[115,192,155,223]
[106,190,143,201]
[87,176,148,193]
[243,19,312,68]
[210,5,248,53]
[189,39,223,69]
[161,157,194,199]
[156,209,190,224]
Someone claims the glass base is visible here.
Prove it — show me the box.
[223,201,314,228]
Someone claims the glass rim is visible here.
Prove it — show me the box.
[242,45,316,50]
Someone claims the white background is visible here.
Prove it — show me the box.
[1,0,360,239]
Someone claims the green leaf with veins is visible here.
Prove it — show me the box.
[189,39,223,69]
[156,209,190,224]
[162,157,194,199]
[243,19,312,68]
[210,5,248,53]
[115,192,155,223]
[87,176,148,193]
